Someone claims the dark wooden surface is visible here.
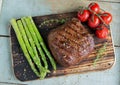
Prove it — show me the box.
[10,12,115,81]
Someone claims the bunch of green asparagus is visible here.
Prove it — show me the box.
[10,17,56,79]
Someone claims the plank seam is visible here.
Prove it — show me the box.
[114,45,120,47]
[0,35,10,37]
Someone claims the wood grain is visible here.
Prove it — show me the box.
[10,12,115,81]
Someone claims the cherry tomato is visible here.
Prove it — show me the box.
[88,2,100,13]
[101,12,112,24]
[77,9,90,22]
[88,15,100,28]
[95,25,109,39]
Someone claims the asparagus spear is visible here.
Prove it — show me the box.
[17,20,47,77]
[10,19,40,77]
[28,16,56,70]
[17,20,39,68]
[22,17,48,69]
[21,19,49,79]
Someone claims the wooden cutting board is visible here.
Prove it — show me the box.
[10,12,115,81]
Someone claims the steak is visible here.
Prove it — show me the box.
[48,18,94,67]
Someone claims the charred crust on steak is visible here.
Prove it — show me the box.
[48,18,95,67]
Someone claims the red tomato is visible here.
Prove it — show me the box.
[95,25,109,39]
[88,15,100,28]
[88,2,100,13]
[101,12,112,24]
[77,9,90,22]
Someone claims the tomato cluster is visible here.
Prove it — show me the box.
[77,2,112,39]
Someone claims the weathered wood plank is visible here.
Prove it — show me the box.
[109,3,120,46]
[0,37,18,82]
[0,0,53,35]
[0,37,27,84]
[0,0,119,37]
[44,0,112,13]
[0,82,27,85]
[0,0,2,14]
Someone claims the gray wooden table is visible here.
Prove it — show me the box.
[0,0,120,85]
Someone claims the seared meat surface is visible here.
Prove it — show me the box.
[48,18,94,67]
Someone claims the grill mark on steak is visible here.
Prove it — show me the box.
[58,30,90,51]
[68,23,88,35]
[53,39,74,54]
[64,26,83,39]
[51,40,77,66]
[55,30,93,60]
[67,24,81,35]
[58,31,79,45]
[52,42,70,56]
[55,32,78,52]
[58,32,86,53]
[54,30,86,58]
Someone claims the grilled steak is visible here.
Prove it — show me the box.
[48,18,94,67]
